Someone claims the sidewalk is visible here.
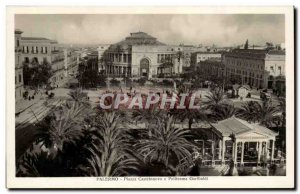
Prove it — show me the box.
[15,89,46,114]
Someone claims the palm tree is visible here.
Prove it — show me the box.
[136,115,196,174]
[170,108,208,130]
[257,100,280,128]
[237,100,280,128]
[236,101,258,122]
[35,102,86,157]
[211,103,237,121]
[84,111,138,176]
[277,97,286,127]
[16,148,64,177]
[67,88,90,107]
[168,91,208,130]
[17,150,53,177]
[204,87,227,111]
[132,105,164,136]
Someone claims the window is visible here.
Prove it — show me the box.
[17,40,20,47]
[278,66,282,75]
[128,54,132,63]
[24,57,29,63]
[33,57,39,64]
[19,74,22,83]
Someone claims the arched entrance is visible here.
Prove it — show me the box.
[140,58,150,78]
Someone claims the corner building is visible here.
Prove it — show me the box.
[20,34,65,88]
[223,49,285,89]
[15,29,24,102]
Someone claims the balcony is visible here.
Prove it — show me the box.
[15,48,22,53]
[51,50,63,54]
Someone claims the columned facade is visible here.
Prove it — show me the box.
[102,32,183,79]
[210,117,278,167]
[223,49,285,89]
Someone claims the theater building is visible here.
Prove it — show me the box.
[102,32,184,78]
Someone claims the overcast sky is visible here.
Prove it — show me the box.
[15,14,285,46]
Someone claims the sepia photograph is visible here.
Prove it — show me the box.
[6,6,295,189]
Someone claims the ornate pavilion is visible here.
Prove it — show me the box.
[196,116,279,166]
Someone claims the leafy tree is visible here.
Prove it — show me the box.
[110,78,120,86]
[78,68,105,88]
[244,39,249,49]
[22,59,53,88]
[78,58,106,88]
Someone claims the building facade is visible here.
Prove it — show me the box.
[102,32,184,78]
[191,51,222,66]
[222,49,285,89]
[20,34,65,88]
[211,117,278,166]
[97,44,110,73]
[15,29,24,102]
[195,59,225,78]
[64,48,80,77]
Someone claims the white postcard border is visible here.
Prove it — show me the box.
[6,6,295,189]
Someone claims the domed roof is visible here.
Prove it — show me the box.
[112,32,165,48]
